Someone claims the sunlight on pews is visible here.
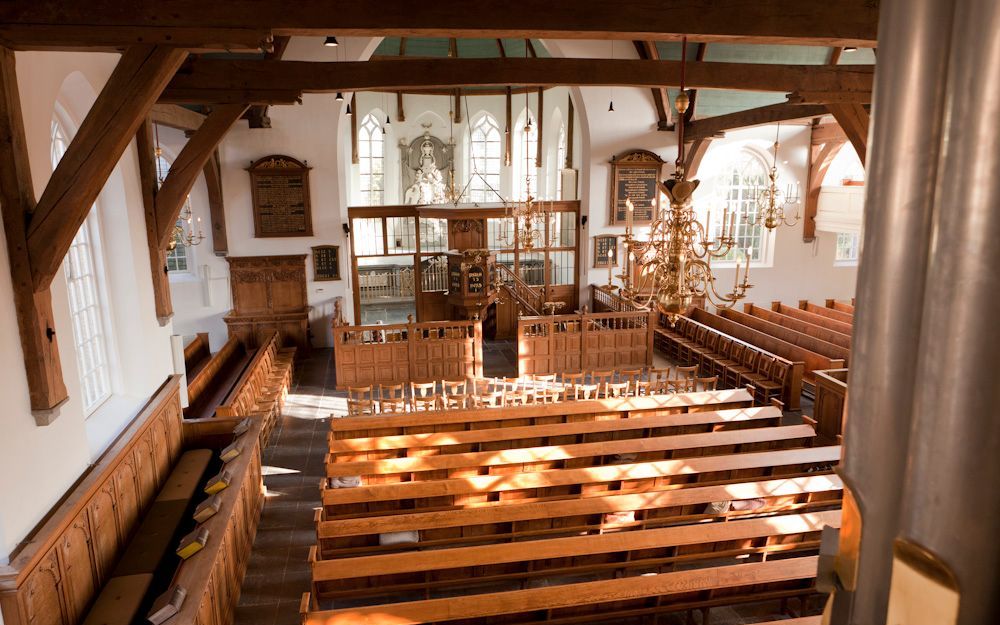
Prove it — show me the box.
[262,464,300,476]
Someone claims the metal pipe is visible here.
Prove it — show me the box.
[831,0,955,621]
[893,0,1000,621]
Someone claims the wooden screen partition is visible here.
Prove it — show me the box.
[0,377,184,625]
[517,309,655,376]
[333,318,483,388]
[224,254,311,352]
[813,368,848,444]
[590,283,649,314]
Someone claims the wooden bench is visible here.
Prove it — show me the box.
[183,332,211,380]
[720,307,850,365]
[690,307,844,387]
[825,299,855,315]
[329,389,755,440]
[321,445,841,518]
[310,510,840,603]
[302,556,823,624]
[799,300,854,325]
[655,315,804,409]
[772,302,853,336]
[184,335,253,420]
[325,424,818,484]
[315,474,843,558]
[745,303,851,350]
[327,405,784,462]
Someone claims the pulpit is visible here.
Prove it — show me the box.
[446,249,497,321]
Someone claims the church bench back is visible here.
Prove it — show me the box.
[799,300,855,325]
[745,304,851,350]
[185,336,246,418]
[772,302,853,335]
[825,299,855,315]
[721,308,850,363]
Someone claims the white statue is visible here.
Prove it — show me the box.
[403,135,447,204]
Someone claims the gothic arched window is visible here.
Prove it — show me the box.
[514,111,538,200]
[715,150,771,263]
[468,114,502,202]
[359,112,385,205]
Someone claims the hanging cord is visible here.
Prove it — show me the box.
[676,36,688,170]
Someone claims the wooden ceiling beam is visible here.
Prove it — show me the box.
[136,116,172,323]
[155,103,248,248]
[826,102,869,165]
[150,103,205,131]
[803,120,847,242]
[160,57,874,104]
[0,1,878,47]
[684,102,829,144]
[634,41,672,131]
[0,25,268,52]
[27,45,188,291]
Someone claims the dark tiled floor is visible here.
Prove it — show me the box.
[234,349,344,625]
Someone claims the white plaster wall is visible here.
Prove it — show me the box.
[0,51,175,564]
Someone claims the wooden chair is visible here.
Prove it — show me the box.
[442,379,469,410]
[726,347,757,387]
[663,377,695,393]
[502,377,532,406]
[605,381,630,398]
[693,376,719,391]
[378,384,407,414]
[471,378,504,408]
[589,370,614,396]
[560,372,585,399]
[740,355,774,392]
[617,369,643,397]
[711,337,739,379]
[750,360,785,406]
[574,383,599,400]
[690,331,719,372]
[638,367,672,396]
[675,365,699,380]
[347,386,376,416]
[410,381,441,412]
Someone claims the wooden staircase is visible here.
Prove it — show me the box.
[494,264,544,316]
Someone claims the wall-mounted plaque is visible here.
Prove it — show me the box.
[594,235,618,267]
[609,149,664,225]
[311,245,341,281]
[248,155,314,237]
[467,266,485,293]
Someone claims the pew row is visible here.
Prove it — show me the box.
[315,474,843,558]
[302,556,824,625]
[310,510,840,604]
[330,389,755,440]
[327,405,785,462]
[825,299,855,315]
[720,308,850,365]
[185,335,253,420]
[325,425,818,484]
[799,300,854,325]
[183,332,211,380]
[772,302,853,336]
[690,307,844,386]
[745,303,851,350]
[321,446,841,517]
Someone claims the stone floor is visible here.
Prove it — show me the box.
[233,345,812,624]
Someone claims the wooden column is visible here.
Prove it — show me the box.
[0,48,68,415]
[155,103,247,248]
[26,45,188,291]
[203,149,228,256]
[136,117,173,323]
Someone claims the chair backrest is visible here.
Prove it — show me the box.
[617,368,643,385]
[684,321,698,340]
[704,332,719,351]
[503,377,521,391]
[694,376,719,391]
[443,379,468,396]
[575,383,599,400]
[730,343,745,364]
[693,326,708,345]
[717,336,733,357]
[410,381,438,398]
[606,381,630,398]
[663,378,694,393]
[560,372,585,388]
[533,373,557,384]
[379,384,404,400]
[590,370,614,387]
[743,349,759,368]
[770,360,791,383]
[347,398,376,416]
[348,385,373,401]
[675,365,698,379]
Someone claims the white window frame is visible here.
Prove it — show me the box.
[467,113,503,203]
[358,111,385,205]
[513,110,539,201]
[835,231,862,266]
[705,149,775,267]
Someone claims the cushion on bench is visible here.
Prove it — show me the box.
[81,573,153,625]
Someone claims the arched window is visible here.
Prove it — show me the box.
[52,114,113,413]
[714,150,770,263]
[359,112,384,205]
[555,123,567,199]
[514,111,538,200]
[155,154,191,272]
[468,114,502,202]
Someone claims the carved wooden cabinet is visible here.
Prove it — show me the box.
[224,255,311,353]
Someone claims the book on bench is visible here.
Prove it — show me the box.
[193,494,222,523]
[203,468,232,495]
[147,584,187,624]
[232,417,252,437]
[220,439,243,463]
[175,526,210,560]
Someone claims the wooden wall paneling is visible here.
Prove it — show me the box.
[133,429,158,505]
[27,46,188,291]
[86,483,120,584]
[225,255,310,351]
[0,47,68,414]
[21,548,65,625]
[203,149,228,255]
[56,512,96,623]
[136,116,173,323]
[113,452,141,541]
[155,103,248,249]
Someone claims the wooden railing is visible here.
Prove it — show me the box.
[590,284,649,314]
[358,267,415,302]
[334,318,483,389]
[813,368,848,445]
[495,263,543,316]
[517,310,656,376]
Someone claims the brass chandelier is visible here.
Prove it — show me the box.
[614,38,752,323]
[746,123,801,230]
[154,126,205,250]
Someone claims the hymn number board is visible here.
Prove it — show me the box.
[248,155,314,237]
[609,149,665,225]
[311,246,341,281]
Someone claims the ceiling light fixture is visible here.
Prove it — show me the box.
[324,36,339,47]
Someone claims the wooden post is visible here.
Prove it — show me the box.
[396,91,405,122]
[405,315,416,383]
[473,319,483,378]
[27,46,188,291]
[0,48,69,415]
[136,117,173,323]
[203,149,228,255]
[453,89,462,124]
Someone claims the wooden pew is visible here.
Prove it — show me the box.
[302,556,823,625]
[326,425,818,484]
[825,299,855,315]
[329,389,755,440]
[184,336,253,420]
[799,300,854,325]
[0,378,184,625]
[745,303,851,350]
[720,308,850,364]
[321,446,841,517]
[183,332,211,379]
[691,308,845,385]
[216,331,295,444]
[315,474,843,558]
[310,511,840,603]
[772,302,853,336]
[327,405,784,462]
